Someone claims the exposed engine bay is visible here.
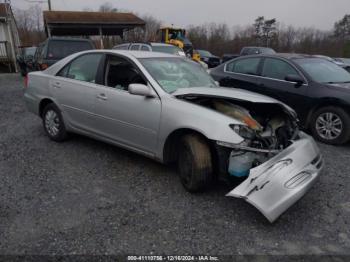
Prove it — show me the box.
[180,95,300,178]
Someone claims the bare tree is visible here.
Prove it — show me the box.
[13,5,45,46]
[99,2,118,12]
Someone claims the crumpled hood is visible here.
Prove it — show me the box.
[173,87,282,104]
[173,87,298,118]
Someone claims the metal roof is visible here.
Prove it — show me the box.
[43,11,145,37]
[44,11,145,25]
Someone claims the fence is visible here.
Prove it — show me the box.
[0,41,13,72]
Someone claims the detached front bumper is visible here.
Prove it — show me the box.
[226,132,323,223]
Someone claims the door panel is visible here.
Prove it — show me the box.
[51,77,96,130]
[92,86,161,153]
[258,58,309,119]
[51,53,103,131]
[219,57,262,92]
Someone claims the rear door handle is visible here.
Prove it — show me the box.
[97,93,107,101]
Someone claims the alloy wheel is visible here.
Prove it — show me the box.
[45,110,60,137]
[315,112,343,140]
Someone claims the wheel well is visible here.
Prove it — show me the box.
[39,98,54,118]
[163,129,210,164]
[305,100,350,129]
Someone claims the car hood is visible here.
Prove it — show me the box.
[173,87,298,118]
[173,87,282,104]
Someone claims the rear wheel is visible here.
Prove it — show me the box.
[310,106,350,145]
[42,103,68,142]
[177,134,214,192]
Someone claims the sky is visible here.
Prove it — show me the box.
[10,0,350,30]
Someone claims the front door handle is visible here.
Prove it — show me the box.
[97,93,107,101]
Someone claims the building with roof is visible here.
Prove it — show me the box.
[0,2,20,72]
[43,11,145,48]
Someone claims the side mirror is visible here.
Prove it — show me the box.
[128,84,156,97]
[285,74,304,86]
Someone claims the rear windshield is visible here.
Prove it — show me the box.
[152,45,182,55]
[47,40,93,60]
[24,47,36,56]
[197,50,212,57]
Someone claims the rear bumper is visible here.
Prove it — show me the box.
[24,92,39,116]
[226,132,323,223]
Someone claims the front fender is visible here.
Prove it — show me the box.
[156,97,244,160]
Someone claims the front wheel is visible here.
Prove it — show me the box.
[42,103,68,142]
[177,134,214,192]
[310,106,350,145]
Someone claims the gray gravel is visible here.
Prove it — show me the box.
[0,73,350,255]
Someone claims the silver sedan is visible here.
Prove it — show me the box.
[24,50,323,222]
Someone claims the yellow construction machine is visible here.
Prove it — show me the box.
[157,26,201,62]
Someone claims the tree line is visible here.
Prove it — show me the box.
[13,2,350,58]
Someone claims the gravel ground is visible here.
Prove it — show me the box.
[0,73,350,256]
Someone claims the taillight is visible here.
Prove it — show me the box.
[41,63,48,70]
[24,74,28,88]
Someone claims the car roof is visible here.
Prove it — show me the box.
[82,49,179,59]
[242,46,274,49]
[115,42,176,47]
[48,37,92,42]
[235,53,323,60]
[149,42,176,47]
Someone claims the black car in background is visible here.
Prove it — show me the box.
[240,46,276,56]
[210,54,350,145]
[17,47,37,76]
[196,49,221,68]
[33,37,95,71]
[221,53,240,63]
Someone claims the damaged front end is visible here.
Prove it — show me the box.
[177,92,323,222]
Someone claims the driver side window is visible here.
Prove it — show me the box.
[104,55,146,91]
[262,58,300,81]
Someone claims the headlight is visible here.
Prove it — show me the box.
[230,124,255,139]
[202,57,209,62]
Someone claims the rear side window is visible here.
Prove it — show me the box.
[262,58,299,80]
[130,44,140,50]
[226,58,261,75]
[141,45,150,51]
[47,40,93,60]
[57,53,103,83]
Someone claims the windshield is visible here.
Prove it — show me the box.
[295,58,350,83]
[152,45,183,55]
[197,50,212,57]
[140,57,217,93]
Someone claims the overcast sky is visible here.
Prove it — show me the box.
[11,0,350,30]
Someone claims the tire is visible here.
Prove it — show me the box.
[177,134,214,192]
[42,103,68,142]
[310,106,350,145]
